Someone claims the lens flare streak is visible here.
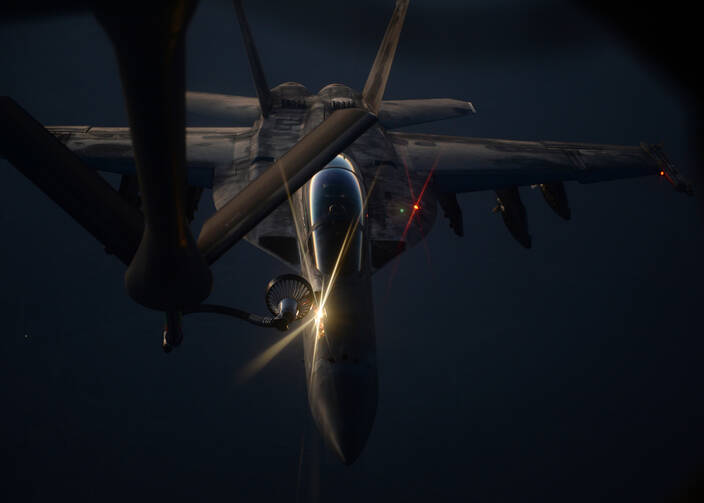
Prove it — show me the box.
[318,166,381,311]
[386,155,438,295]
[307,168,381,389]
[238,166,381,386]
[399,149,416,201]
[237,317,315,384]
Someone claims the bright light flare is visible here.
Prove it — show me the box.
[399,148,416,201]
[239,166,381,388]
[236,317,315,384]
[307,167,381,391]
[386,154,439,296]
[318,166,381,312]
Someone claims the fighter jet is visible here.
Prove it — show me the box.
[1,0,692,465]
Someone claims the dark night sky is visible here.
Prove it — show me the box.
[2,1,703,501]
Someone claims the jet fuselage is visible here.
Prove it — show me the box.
[251,82,384,464]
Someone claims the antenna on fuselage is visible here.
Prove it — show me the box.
[233,0,273,117]
[362,0,410,114]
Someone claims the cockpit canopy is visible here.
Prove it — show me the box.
[309,155,364,275]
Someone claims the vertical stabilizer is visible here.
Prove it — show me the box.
[362,0,410,114]
[233,0,273,117]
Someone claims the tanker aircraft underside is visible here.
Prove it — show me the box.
[1,0,692,464]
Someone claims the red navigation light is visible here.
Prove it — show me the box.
[660,170,665,176]
[413,203,420,211]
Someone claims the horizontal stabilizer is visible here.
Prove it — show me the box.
[379,99,475,129]
[186,91,260,124]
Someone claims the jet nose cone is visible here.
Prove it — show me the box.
[325,408,371,466]
[311,364,378,465]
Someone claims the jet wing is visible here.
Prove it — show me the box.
[383,131,691,251]
[44,125,313,269]
[45,126,252,189]
[388,132,689,193]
